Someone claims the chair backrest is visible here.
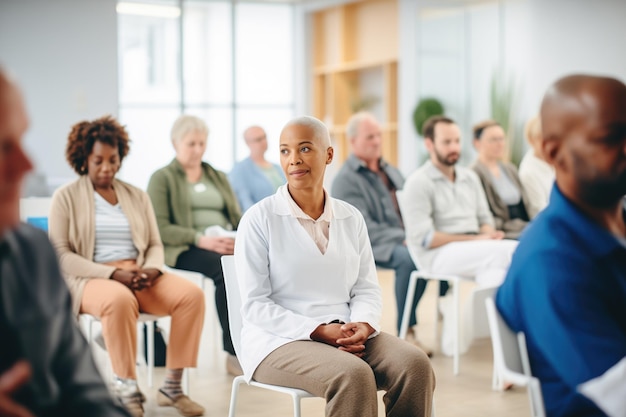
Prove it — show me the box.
[19,197,52,231]
[395,189,425,270]
[485,296,546,417]
[221,255,244,358]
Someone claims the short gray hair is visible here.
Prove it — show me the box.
[282,116,331,147]
[345,111,375,140]
[170,114,209,145]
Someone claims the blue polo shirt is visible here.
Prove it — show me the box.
[496,185,626,417]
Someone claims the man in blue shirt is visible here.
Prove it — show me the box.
[497,74,626,417]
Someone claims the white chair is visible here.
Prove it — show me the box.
[19,197,52,228]
[485,297,545,417]
[399,267,469,375]
[396,189,496,376]
[162,265,206,292]
[221,255,315,417]
[82,313,190,394]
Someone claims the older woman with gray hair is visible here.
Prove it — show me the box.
[147,115,242,375]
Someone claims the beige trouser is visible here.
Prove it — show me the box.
[253,332,435,417]
[80,260,205,379]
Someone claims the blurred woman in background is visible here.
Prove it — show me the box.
[147,114,242,375]
[471,120,530,239]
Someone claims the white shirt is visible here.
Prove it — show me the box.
[281,185,331,254]
[402,161,494,250]
[93,192,138,263]
[518,149,555,219]
[234,185,382,381]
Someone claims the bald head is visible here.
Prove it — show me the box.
[282,116,331,147]
[541,75,626,144]
[0,68,33,236]
[540,74,626,208]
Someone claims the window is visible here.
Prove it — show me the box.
[117,0,295,188]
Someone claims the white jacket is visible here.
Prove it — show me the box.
[234,186,382,381]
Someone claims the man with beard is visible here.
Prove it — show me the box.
[400,116,517,354]
[496,75,626,417]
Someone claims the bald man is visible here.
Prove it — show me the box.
[229,125,286,211]
[496,75,626,417]
[0,68,130,417]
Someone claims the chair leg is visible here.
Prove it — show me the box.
[147,321,154,387]
[292,393,302,417]
[228,376,244,417]
[87,316,94,344]
[492,365,500,391]
[433,287,439,347]
[453,279,460,375]
[399,271,418,339]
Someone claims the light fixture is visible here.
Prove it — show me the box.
[116,2,181,18]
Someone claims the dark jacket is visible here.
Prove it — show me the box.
[0,224,130,417]
[331,154,406,263]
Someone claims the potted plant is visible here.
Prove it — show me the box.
[413,97,444,136]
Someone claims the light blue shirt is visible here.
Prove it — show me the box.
[229,157,286,212]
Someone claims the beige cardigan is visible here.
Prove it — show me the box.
[49,175,164,315]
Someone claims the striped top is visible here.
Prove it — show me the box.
[93,192,139,263]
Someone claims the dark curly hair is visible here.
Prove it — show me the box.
[65,115,130,175]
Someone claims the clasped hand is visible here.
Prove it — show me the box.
[311,322,375,358]
[111,268,161,291]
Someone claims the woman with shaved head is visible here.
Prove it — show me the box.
[234,116,435,417]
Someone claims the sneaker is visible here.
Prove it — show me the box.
[111,377,144,417]
[405,327,433,357]
[226,354,243,376]
[157,389,205,417]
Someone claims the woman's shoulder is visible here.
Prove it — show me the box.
[330,196,365,221]
[52,176,85,199]
[202,161,228,177]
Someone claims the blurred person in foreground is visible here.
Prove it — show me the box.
[234,115,435,417]
[497,74,626,417]
[49,115,205,417]
[0,68,131,417]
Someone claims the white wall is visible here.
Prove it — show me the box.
[524,0,626,117]
[395,0,626,175]
[0,0,118,190]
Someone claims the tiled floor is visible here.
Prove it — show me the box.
[90,270,530,417]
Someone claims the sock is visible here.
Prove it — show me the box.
[160,368,184,400]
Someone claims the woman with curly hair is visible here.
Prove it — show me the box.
[48,115,205,417]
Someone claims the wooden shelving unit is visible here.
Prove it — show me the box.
[311,0,398,165]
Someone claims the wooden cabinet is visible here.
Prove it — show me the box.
[311,0,398,165]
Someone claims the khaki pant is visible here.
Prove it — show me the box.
[80,260,205,379]
[253,332,435,417]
